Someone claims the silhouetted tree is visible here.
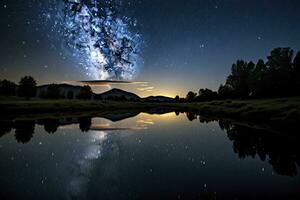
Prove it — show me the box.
[79,117,92,132]
[174,95,180,102]
[186,91,196,102]
[196,88,218,101]
[78,85,93,100]
[293,50,300,95]
[0,80,17,96]
[14,120,35,144]
[250,59,267,97]
[218,84,233,99]
[225,60,254,98]
[217,47,299,99]
[265,48,294,97]
[17,76,37,99]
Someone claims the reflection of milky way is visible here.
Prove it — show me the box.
[43,0,141,80]
[68,131,108,199]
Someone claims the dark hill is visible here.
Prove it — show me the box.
[96,88,140,101]
[144,96,175,103]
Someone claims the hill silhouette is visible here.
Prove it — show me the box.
[96,88,141,101]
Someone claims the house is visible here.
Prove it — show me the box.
[36,84,83,99]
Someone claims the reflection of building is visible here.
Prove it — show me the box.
[36,84,83,99]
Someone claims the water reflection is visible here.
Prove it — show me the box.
[0,111,300,199]
[15,120,35,144]
[78,117,92,132]
[0,110,299,178]
[219,119,300,176]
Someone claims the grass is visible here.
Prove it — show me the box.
[1,96,300,124]
[181,97,300,124]
[0,96,177,115]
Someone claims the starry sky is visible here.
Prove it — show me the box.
[1,0,300,97]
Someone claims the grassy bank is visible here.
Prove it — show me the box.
[181,97,300,124]
[0,96,299,124]
[0,97,177,114]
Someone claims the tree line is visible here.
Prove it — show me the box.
[0,76,37,99]
[1,47,300,102]
[0,76,93,100]
[182,47,300,102]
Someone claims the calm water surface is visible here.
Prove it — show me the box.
[0,112,299,199]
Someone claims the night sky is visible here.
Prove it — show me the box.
[1,0,300,97]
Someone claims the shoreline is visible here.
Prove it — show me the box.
[0,97,299,125]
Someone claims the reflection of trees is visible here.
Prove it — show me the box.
[14,120,35,144]
[0,120,13,137]
[43,119,60,134]
[186,113,216,123]
[79,117,92,132]
[186,112,197,121]
[219,120,300,176]
[199,116,215,123]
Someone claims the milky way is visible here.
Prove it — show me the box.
[44,0,141,80]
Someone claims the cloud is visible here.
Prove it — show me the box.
[137,86,155,91]
[79,80,147,86]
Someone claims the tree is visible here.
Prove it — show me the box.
[250,59,267,97]
[196,88,218,101]
[78,85,93,100]
[267,48,293,71]
[174,95,180,102]
[186,91,196,102]
[218,84,233,99]
[265,48,294,96]
[0,79,17,96]
[293,50,300,95]
[225,60,254,98]
[18,76,37,99]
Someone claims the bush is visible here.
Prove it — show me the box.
[17,76,37,99]
[0,79,17,96]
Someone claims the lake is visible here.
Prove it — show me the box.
[0,111,299,199]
